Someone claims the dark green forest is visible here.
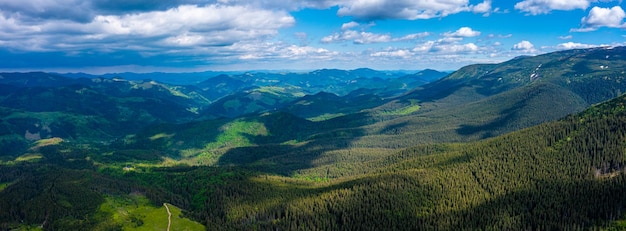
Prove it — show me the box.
[3,89,626,230]
[2,47,626,230]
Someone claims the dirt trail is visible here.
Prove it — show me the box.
[164,203,172,231]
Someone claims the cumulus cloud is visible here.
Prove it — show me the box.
[512,40,536,52]
[443,27,481,37]
[341,21,360,30]
[368,41,479,61]
[321,30,431,44]
[363,28,484,63]
[0,0,617,72]
[322,23,428,44]
[573,6,626,32]
[412,39,481,54]
[430,43,479,53]
[393,32,431,41]
[555,42,598,49]
[0,0,95,22]
[514,0,592,15]
[321,30,392,44]
[0,4,295,52]
[472,0,492,15]
[371,49,413,58]
[238,42,339,61]
[335,0,492,20]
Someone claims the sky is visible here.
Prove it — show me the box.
[0,0,625,73]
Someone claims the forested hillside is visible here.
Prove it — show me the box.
[1,47,626,230]
[2,82,626,230]
[350,46,626,148]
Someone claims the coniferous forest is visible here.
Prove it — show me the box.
[2,47,626,230]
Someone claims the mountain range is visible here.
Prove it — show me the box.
[1,46,626,230]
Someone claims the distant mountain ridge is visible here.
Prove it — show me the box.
[2,46,626,157]
[0,68,447,155]
[360,46,626,146]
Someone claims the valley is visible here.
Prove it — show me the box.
[2,46,626,230]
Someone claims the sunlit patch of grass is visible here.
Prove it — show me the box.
[307,113,345,121]
[166,86,191,98]
[186,107,199,114]
[8,225,43,231]
[149,133,174,141]
[393,104,421,115]
[256,86,286,96]
[96,195,205,231]
[29,137,63,151]
[379,99,421,115]
[256,86,306,97]
[204,120,268,150]
[0,182,12,192]
[15,153,43,163]
[281,140,300,145]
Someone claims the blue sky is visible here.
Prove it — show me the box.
[0,0,625,73]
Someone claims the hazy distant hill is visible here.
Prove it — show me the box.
[112,46,626,163]
[60,71,236,85]
[0,74,211,155]
[346,46,626,148]
[195,69,446,118]
[0,68,445,156]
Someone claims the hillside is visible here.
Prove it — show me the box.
[86,46,626,169]
[192,93,626,230]
[2,79,626,230]
[340,46,626,148]
[2,47,626,230]
[0,68,445,157]
[0,73,210,156]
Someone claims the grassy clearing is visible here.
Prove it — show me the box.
[0,182,12,192]
[14,153,43,162]
[149,133,174,141]
[257,86,306,97]
[379,100,421,115]
[29,137,64,151]
[204,120,268,150]
[9,225,43,231]
[307,113,345,121]
[96,194,204,231]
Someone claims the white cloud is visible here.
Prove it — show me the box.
[321,30,392,44]
[393,32,431,41]
[472,0,492,15]
[431,43,479,53]
[555,42,598,49]
[437,37,464,44]
[0,0,94,22]
[371,49,413,58]
[341,21,360,30]
[558,35,573,40]
[443,27,481,37]
[335,0,492,20]
[574,6,626,31]
[514,0,592,15]
[0,4,295,52]
[354,32,392,44]
[283,45,339,59]
[512,40,536,52]
[412,40,480,54]
[413,41,437,52]
[235,41,339,61]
